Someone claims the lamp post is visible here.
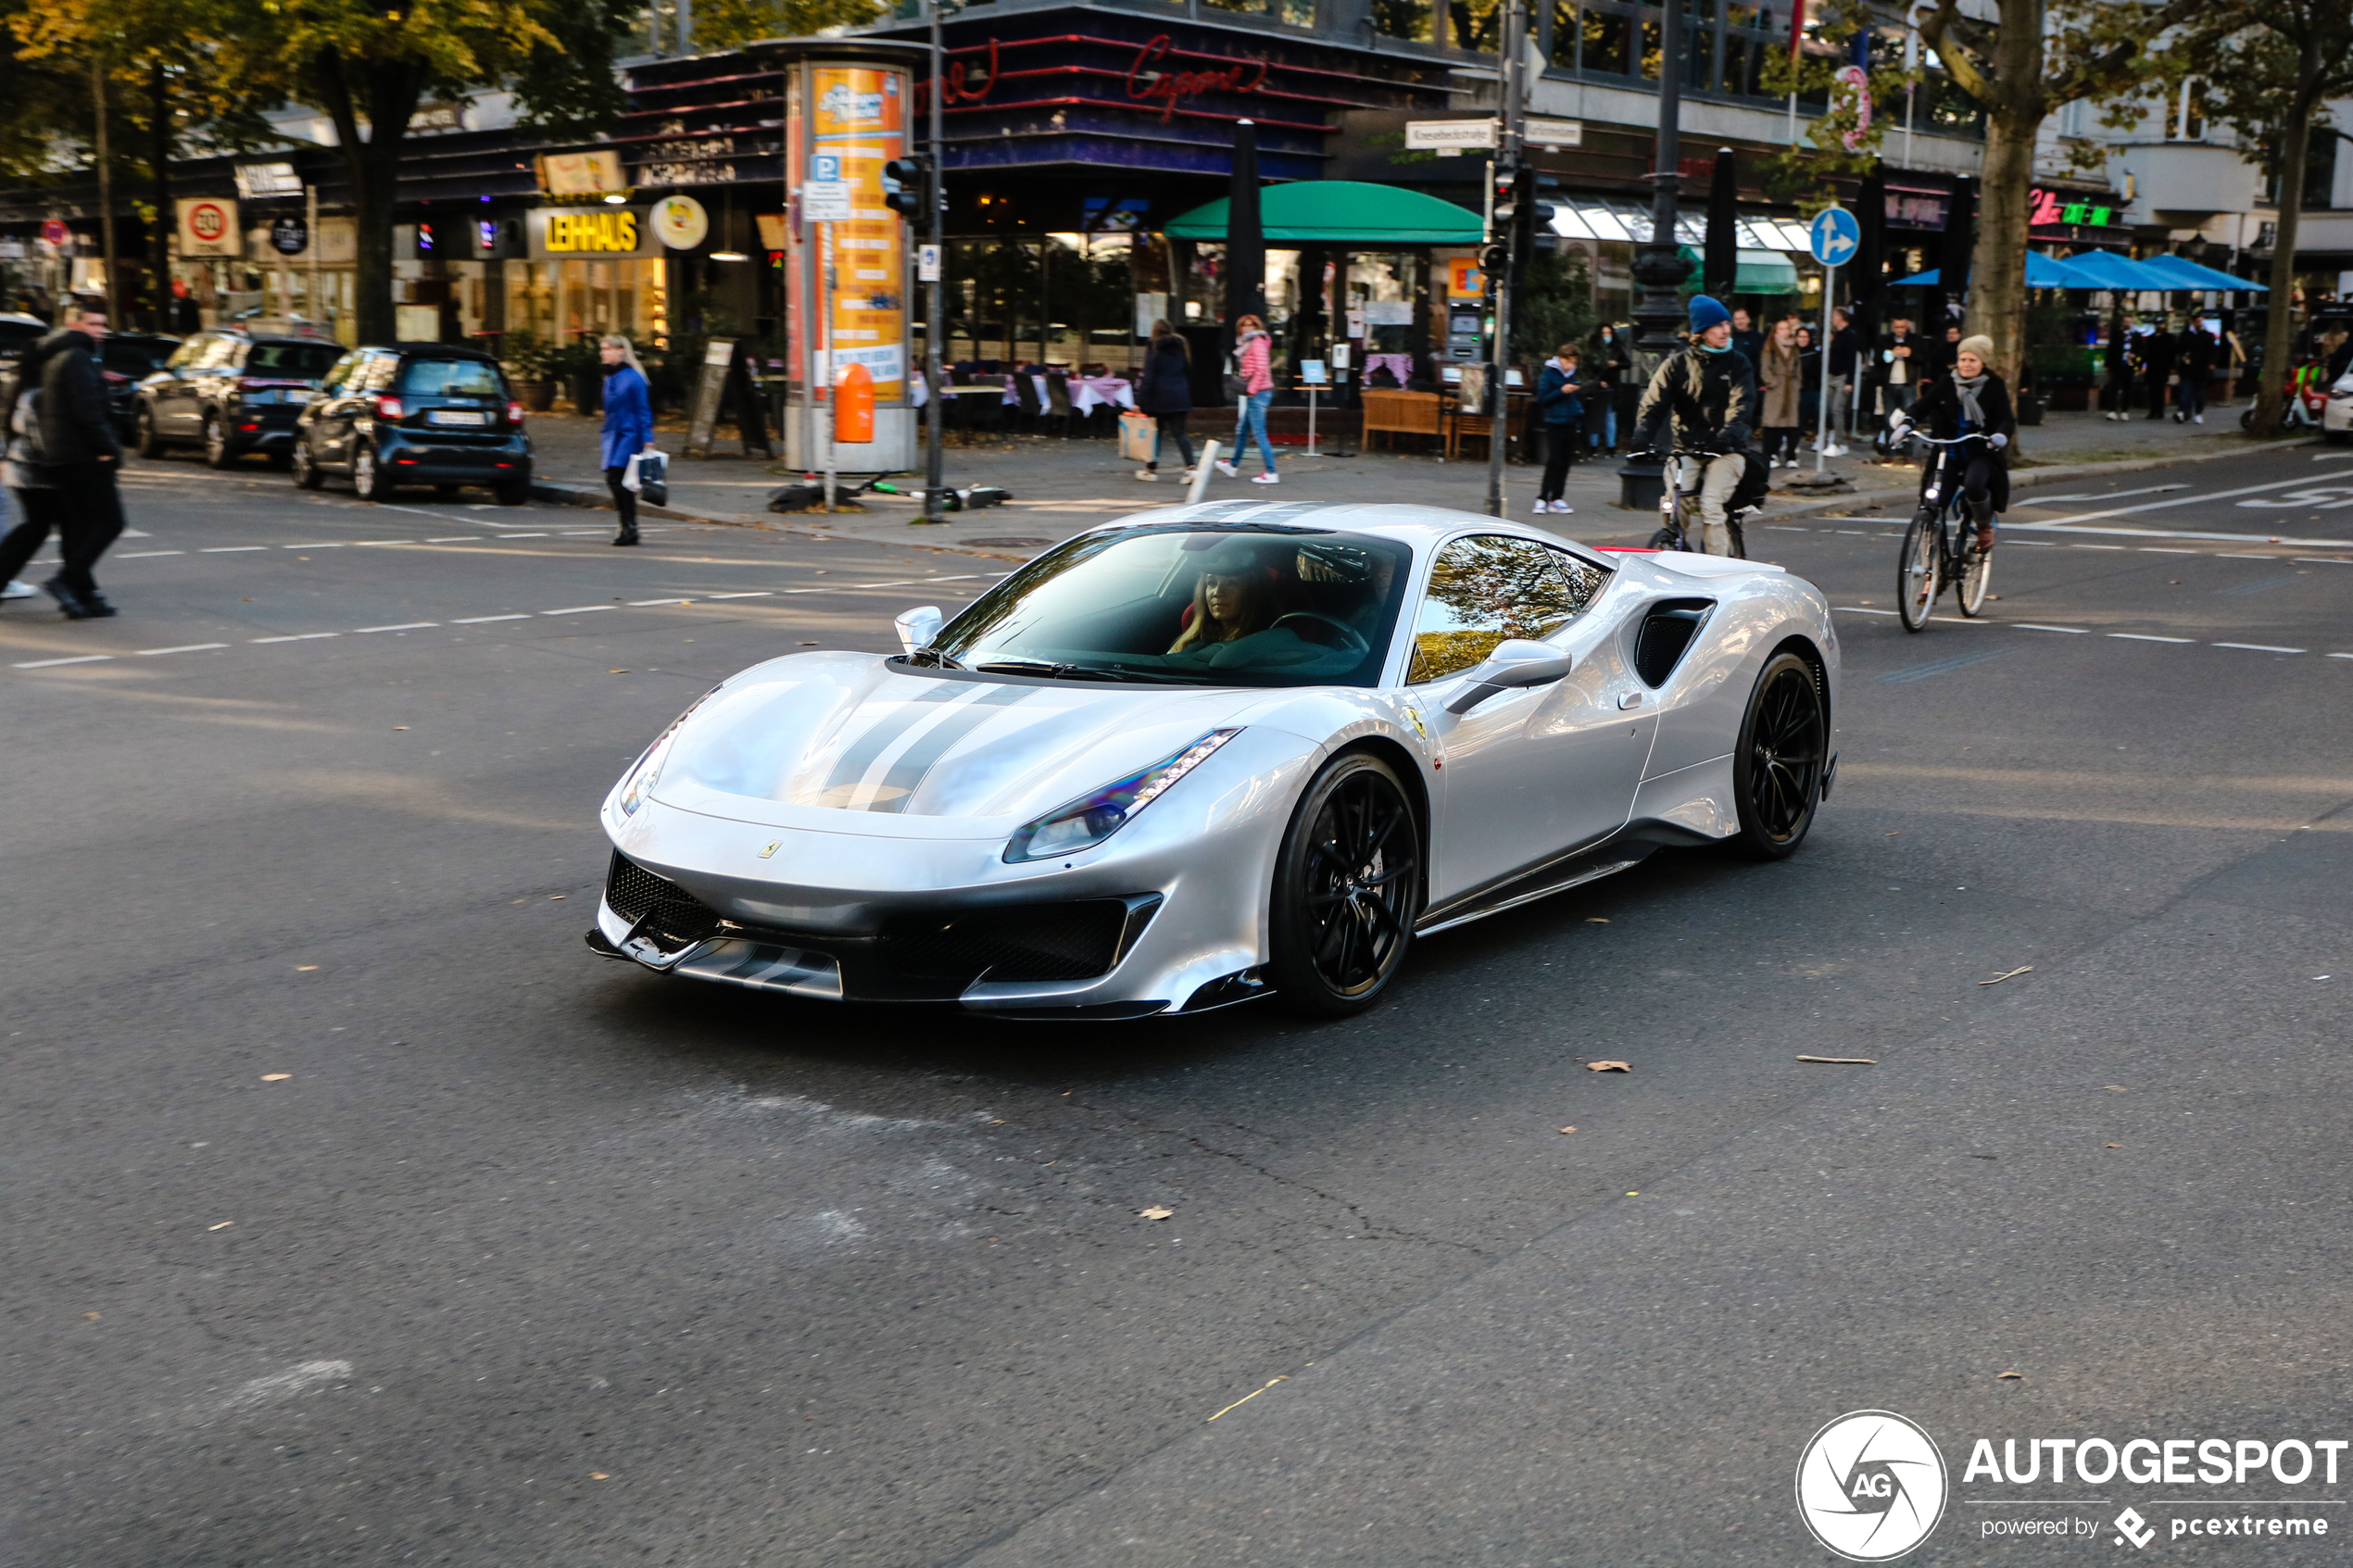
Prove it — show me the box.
[1616,0,1692,510]
[922,0,950,522]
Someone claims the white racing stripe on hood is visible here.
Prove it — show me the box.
[798,683,1037,812]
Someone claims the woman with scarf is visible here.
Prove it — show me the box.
[1893,333,2013,551]
[1756,316,1804,467]
[598,334,655,546]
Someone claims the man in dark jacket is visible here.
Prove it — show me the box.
[1821,307,1860,455]
[1872,316,1921,418]
[1132,322,1195,481]
[1730,307,1764,367]
[1632,295,1757,556]
[31,304,125,617]
[2174,323,2215,423]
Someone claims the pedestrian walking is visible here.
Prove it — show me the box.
[1873,315,1921,419]
[1730,307,1764,367]
[1133,320,1195,482]
[2140,321,2176,420]
[0,302,125,619]
[598,334,654,546]
[1604,322,1641,455]
[1588,323,1631,454]
[2101,312,2132,419]
[1532,342,1588,515]
[1820,306,1858,454]
[2174,322,2215,423]
[1214,313,1278,484]
[1794,323,1822,445]
[1757,316,1803,467]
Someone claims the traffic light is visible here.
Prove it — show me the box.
[883,156,935,222]
[1493,160,1558,273]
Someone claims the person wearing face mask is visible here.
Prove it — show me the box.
[1630,295,1757,556]
[1889,332,2013,552]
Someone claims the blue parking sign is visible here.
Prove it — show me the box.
[1809,206,1860,267]
[810,154,841,183]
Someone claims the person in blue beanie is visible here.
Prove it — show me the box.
[598,334,655,546]
[1629,295,1758,554]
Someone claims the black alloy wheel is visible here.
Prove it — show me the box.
[1729,651,1827,858]
[351,443,390,501]
[1268,752,1420,1017]
[292,438,323,490]
[132,406,164,459]
[203,411,233,469]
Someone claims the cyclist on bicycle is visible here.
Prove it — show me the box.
[1889,333,2012,550]
[1630,295,1757,556]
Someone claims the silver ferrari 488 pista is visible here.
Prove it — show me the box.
[590,500,1838,1019]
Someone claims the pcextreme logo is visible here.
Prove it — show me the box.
[1796,1411,1950,1561]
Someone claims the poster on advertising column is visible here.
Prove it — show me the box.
[809,66,907,401]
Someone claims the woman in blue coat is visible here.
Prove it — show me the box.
[598,335,655,546]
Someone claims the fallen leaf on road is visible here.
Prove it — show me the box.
[2106,1085,2127,1091]
[609,669,630,674]
[1587,1060,1630,1073]
[1585,917,1609,923]
[2107,1143,2120,1148]
[84,1311,99,1321]
[1997,1371,2024,1380]
[548,894,566,900]
[208,1221,234,1231]
[589,1473,610,1480]
[1979,966,2033,985]
[1796,1056,1877,1065]
[1139,1206,1174,1221]
[1884,831,1901,836]
[392,726,409,731]
[296,965,319,972]
[1558,1126,1577,1135]
[261,1073,292,1082]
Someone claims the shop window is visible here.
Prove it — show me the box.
[1374,0,1432,42]
[1449,0,1500,51]
[1577,6,1632,74]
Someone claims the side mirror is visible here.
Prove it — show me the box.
[1444,637,1575,714]
[893,605,944,655]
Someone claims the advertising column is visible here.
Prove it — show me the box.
[784,46,916,471]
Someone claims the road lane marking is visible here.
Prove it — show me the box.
[2014,624,2090,633]
[12,654,113,667]
[2024,484,2189,503]
[2217,553,2274,559]
[425,536,482,543]
[453,613,530,623]
[2109,633,2194,643]
[541,605,614,615]
[2139,547,2199,553]
[352,539,415,546]
[702,591,773,600]
[134,643,228,656]
[2069,544,2128,550]
[2295,558,2353,565]
[2213,642,2305,653]
[250,633,340,643]
[199,546,269,553]
[118,550,185,558]
[629,597,693,607]
[355,622,439,633]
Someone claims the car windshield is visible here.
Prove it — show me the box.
[399,358,505,397]
[245,342,344,379]
[925,526,1414,688]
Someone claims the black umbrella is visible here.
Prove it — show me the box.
[1226,119,1266,348]
[1703,147,1739,304]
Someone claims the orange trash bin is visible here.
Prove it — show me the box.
[835,361,875,444]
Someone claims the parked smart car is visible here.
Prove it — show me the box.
[292,344,532,504]
[132,329,346,467]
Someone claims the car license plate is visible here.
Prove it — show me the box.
[428,408,487,426]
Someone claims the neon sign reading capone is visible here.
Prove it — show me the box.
[1126,35,1269,122]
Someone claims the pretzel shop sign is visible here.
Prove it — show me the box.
[1125,34,1269,122]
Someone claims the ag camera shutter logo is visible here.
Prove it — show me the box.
[1796,1410,1949,1561]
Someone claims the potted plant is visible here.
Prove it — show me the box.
[545,338,602,417]
[500,332,559,412]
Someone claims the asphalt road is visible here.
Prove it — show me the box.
[4,444,2349,1566]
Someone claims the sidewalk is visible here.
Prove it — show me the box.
[522,400,2293,561]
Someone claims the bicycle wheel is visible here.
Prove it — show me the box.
[1726,518,1748,559]
[1897,508,1941,632]
[1954,525,1994,617]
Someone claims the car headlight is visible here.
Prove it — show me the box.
[614,689,718,816]
[1003,729,1239,863]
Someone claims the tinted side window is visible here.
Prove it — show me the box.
[1407,535,1592,684]
[1543,546,1610,619]
[358,354,399,392]
[248,342,346,379]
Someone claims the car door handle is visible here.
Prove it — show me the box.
[1617,691,1643,709]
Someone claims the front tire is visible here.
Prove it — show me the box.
[1897,508,1941,632]
[292,440,323,489]
[1955,531,1994,616]
[202,412,234,469]
[1729,651,1827,859]
[351,443,390,501]
[133,406,165,458]
[1268,752,1420,1018]
[494,480,531,507]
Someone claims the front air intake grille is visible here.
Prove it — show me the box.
[604,851,725,948]
[877,898,1147,985]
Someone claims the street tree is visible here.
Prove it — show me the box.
[2158,0,2353,432]
[1917,0,2201,385]
[212,0,636,344]
[686,0,880,53]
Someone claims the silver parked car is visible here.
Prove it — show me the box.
[589,502,1841,1019]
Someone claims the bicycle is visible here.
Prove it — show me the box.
[1642,446,1751,558]
[1892,429,1995,632]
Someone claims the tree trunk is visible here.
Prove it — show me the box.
[315,51,426,345]
[93,57,116,320]
[148,63,172,333]
[1966,111,2038,390]
[2256,56,2321,433]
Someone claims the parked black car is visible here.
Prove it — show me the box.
[100,332,181,435]
[292,344,532,504]
[132,329,346,468]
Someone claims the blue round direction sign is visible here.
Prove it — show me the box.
[1809,206,1860,268]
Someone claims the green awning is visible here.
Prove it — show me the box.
[1164,182,1485,245]
[1677,245,1804,295]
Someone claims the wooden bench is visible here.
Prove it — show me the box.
[1361,389,1441,453]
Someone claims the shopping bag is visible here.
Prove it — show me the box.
[1116,410,1157,463]
[625,448,669,507]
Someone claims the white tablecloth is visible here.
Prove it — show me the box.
[1068,376,1136,416]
